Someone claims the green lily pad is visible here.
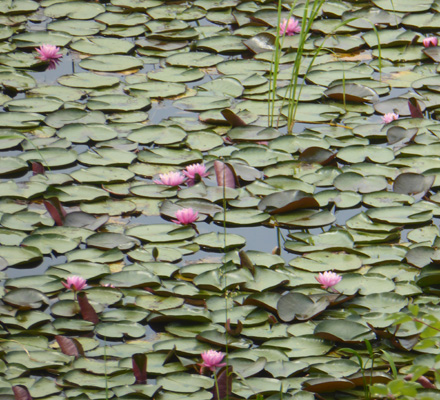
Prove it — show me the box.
[48,19,105,36]
[290,251,362,272]
[86,232,140,250]
[5,350,70,369]
[3,288,48,309]
[277,292,333,322]
[5,97,63,113]
[1,211,53,231]
[138,148,202,165]
[213,209,270,226]
[21,234,80,254]
[78,148,136,166]
[174,95,231,112]
[273,210,336,228]
[0,0,39,14]
[136,294,184,311]
[79,55,143,72]
[363,191,414,208]
[125,80,186,98]
[167,51,223,67]
[45,185,109,203]
[350,292,408,312]
[45,109,106,129]
[87,94,150,112]
[0,156,28,175]
[334,172,388,193]
[58,72,119,89]
[128,125,187,145]
[366,206,433,225]
[0,112,43,128]
[45,1,105,19]
[197,34,247,53]
[125,224,196,243]
[62,369,134,388]
[57,124,118,143]
[194,232,246,251]
[362,28,418,48]
[372,0,433,12]
[100,270,160,288]
[13,31,71,48]
[95,321,145,339]
[70,37,134,55]
[148,66,204,83]
[263,336,332,358]
[0,70,37,91]
[286,230,353,253]
[19,148,77,168]
[71,166,134,183]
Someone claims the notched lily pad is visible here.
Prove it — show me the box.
[325,83,379,103]
[393,173,434,197]
[314,320,375,343]
[3,288,49,309]
[277,292,334,322]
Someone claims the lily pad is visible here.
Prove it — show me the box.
[44,1,105,19]
[79,55,143,72]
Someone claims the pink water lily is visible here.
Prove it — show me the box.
[154,171,186,186]
[183,163,209,186]
[35,44,63,70]
[201,350,226,371]
[315,271,342,290]
[423,37,438,48]
[381,112,399,124]
[183,163,209,180]
[102,283,115,288]
[279,17,301,36]
[62,276,87,291]
[172,208,198,225]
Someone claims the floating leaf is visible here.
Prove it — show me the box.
[3,288,49,310]
[325,83,379,103]
[314,320,375,343]
[277,292,333,322]
[393,173,434,196]
[79,55,143,72]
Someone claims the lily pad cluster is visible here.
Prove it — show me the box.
[1,0,440,399]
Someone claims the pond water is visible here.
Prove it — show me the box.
[2,0,440,399]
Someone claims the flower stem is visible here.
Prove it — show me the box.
[214,370,221,400]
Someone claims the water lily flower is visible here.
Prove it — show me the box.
[381,112,399,124]
[315,271,342,290]
[154,171,186,186]
[183,163,209,186]
[183,163,209,180]
[62,276,87,291]
[279,17,301,36]
[200,350,226,371]
[423,37,438,48]
[172,208,198,225]
[102,283,115,288]
[35,44,63,70]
